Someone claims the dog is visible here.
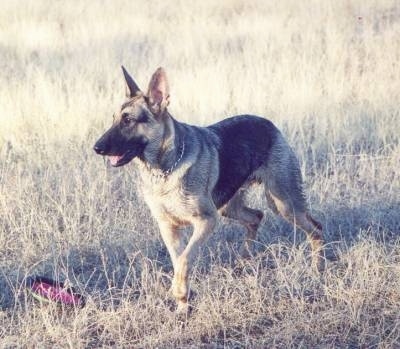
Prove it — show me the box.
[94,66,323,312]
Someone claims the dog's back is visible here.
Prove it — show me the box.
[207,115,279,208]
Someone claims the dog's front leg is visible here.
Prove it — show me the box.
[158,220,185,270]
[172,212,217,313]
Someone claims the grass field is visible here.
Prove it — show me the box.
[0,0,399,347]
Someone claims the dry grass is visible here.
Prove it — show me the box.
[1,0,399,347]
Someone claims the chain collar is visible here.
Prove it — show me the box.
[146,137,185,180]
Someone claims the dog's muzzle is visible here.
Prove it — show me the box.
[93,143,107,155]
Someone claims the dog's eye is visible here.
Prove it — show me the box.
[121,113,134,125]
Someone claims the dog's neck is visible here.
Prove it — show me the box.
[139,111,184,178]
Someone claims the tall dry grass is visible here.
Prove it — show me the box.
[0,0,399,347]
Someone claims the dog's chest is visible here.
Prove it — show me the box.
[140,176,192,222]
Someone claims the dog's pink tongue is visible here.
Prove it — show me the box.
[109,155,123,166]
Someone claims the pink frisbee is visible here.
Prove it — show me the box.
[26,276,85,307]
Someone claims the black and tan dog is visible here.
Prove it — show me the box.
[94,67,323,312]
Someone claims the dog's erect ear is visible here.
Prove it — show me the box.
[147,67,169,115]
[121,66,141,98]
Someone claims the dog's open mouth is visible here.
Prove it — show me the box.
[108,150,138,167]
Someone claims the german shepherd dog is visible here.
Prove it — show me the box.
[94,67,323,312]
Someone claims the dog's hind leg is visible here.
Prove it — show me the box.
[265,190,280,215]
[266,186,324,271]
[262,139,324,271]
[220,187,263,257]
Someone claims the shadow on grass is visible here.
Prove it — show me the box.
[1,197,398,311]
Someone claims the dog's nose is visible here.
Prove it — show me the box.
[93,144,106,155]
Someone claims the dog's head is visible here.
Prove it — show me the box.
[94,67,170,167]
